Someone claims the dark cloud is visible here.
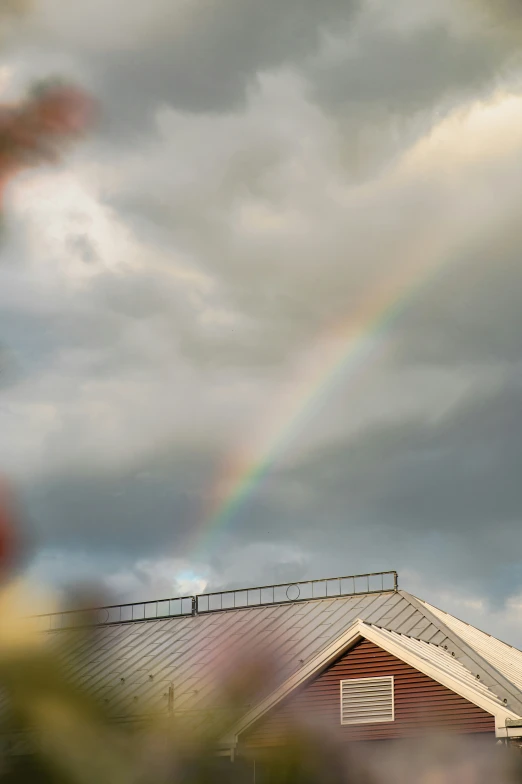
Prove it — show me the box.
[97,0,357,119]
[22,444,217,555]
[20,0,517,153]
[18,370,522,607]
[23,0,358,139]
[304,17,517,175]
[311,25,503,114]
[393,224,522,368]
[269,374,522,598]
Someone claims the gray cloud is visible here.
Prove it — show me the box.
[106,104,522,374]
[311,25,503,114]
[17,370,522,605]
[393,225,522,368]
[23,446,214,555]
[306,12,515,173]
[17,0,517,153]
[271,374,522,597]
[97,0,358,119]
[21,0,358,140]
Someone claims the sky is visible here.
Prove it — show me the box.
[1,0,522,642]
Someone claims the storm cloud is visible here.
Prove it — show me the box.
[1,0,522,643]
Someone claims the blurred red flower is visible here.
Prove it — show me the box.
[0,80,98,203]
[0,477,26,579]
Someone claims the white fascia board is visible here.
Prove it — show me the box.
[361,625,519,735]
[223,619,521,748]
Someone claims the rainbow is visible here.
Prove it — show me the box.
[188,225,467,559]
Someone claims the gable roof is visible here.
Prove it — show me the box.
[227,620,518,744]
[41,576,522,742]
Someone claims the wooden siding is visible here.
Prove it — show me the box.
[241,639,495,748]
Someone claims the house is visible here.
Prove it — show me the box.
[39,571,522,767]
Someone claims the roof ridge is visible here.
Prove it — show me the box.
[400,591,522,714]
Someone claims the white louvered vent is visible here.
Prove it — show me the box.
[340,676,394,725]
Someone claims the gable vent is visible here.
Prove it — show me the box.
[340,676,394,725]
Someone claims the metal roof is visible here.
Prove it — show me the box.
[52,590,414,720]
[41,577,522,729]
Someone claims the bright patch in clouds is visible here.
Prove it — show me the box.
[10,169,136,277]
[105,559,209,601]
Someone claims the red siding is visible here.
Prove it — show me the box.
[241,639,495,748]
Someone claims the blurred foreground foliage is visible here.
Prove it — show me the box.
[0,591,346,784]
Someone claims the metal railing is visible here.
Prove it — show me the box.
[36,571,398,631]
[196,571,398,613]
[36,596,195,632]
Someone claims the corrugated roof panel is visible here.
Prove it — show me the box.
[385,605,419,633]
[426,630,449,646]
[418,625,448,644]
[419,599,522,692]
[375,595,417,630]
[350,593,396,624]
[372,626,506,708]
[402,617,433,638]
[362,593,406,626]
[394,610,430,636]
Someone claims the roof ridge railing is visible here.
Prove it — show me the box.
[35,570,398,631]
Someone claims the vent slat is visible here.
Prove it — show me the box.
[338,686,390,694]
[341,703,392,710]
[343,689,391,700]
[340,676,394,725]
[341,710,392,716]
[341,698,391,705]
[341,693,391,699]
[341,702,393,710]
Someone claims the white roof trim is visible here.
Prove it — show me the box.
[225,619,520,747]
[361,624,517,732]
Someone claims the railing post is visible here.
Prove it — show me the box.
[394,572,399,591]
[191,596,197,616]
